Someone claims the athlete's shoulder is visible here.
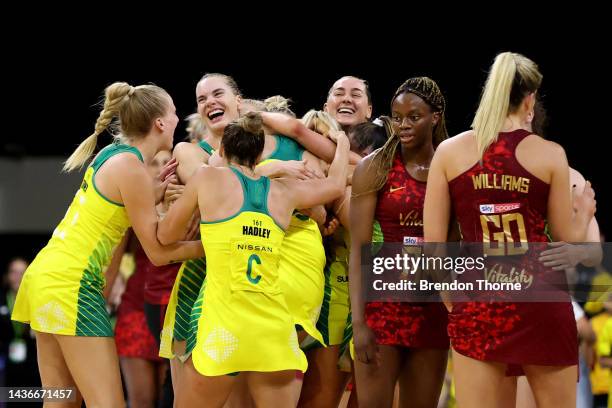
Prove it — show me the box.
[102,149,146,173]
[174,141,208,160]
[98,151,149,196]
[521,133,567,162]
[432,131,474,167]
[440,130,473,149]
[194,166,238,207]
[354,149,377,173]
[352,150,379,188]
[343,149,388,200]
[520,132,560,149]
[193,164,232,182]
[437,130,473,153]
[269,175,295,202]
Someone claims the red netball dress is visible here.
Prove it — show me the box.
[115,247,162,361]
[143,247,180,340]
[447,129,577,370]
[365,152,449,349]
[144,257,180,307]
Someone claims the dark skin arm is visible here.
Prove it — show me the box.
[422,142,456,310]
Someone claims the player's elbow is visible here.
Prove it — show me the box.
[140,244,167,267]
[157,227,174,246]
[158,232,178,248]
[148,249,171,267]
[149,256,165,267]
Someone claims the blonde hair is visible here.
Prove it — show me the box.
[264,95,295,117]
[239,95,294,116]
[241,99,266,112]
[301,110,341,136]
[63,82,170,172]
[472,52,542,157]
[185,113,206,142]
[236,112,264,135]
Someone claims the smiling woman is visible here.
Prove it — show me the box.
[195,73,243,151]
[324,76,373,131]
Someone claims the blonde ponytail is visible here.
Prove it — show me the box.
[471,52,517,157]
[63,82,171,171]
[472,52,542,157]
[63,82,133,172]
[264,95,295,117]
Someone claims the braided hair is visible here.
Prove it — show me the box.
[364,77,448,194]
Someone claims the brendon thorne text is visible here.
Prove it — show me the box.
[372,279,522,292]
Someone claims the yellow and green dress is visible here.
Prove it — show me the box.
[258,135,326,346]
[315,227,351,345]
[315,227,353,371]
[597,316,612,406]
[12,144,142,336]
[159,139,212,359]
[279,212,326,347]
[190,167,307,375]
[591,312,612,399]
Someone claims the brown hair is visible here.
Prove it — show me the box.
[222,112,265,168]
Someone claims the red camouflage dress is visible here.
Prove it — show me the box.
[115,248,163,361]
[447,129,577,373]
[365,151,449,349]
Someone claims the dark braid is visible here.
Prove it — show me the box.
[391,77,448,146]
[358,77,448,196]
